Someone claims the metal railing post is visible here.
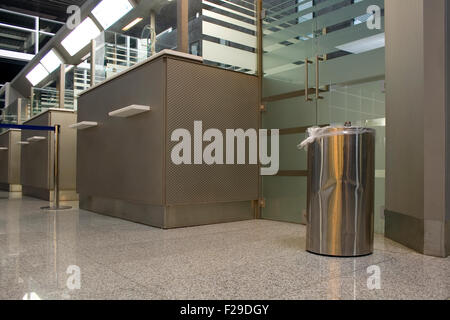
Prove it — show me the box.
[54,124,60,207]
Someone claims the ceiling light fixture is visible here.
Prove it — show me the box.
[40,50,62,73]
[26,63,49,86]
[92,0,134,30]
[61,17,101,56]
[122,17,143,31]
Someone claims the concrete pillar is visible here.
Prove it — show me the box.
[177,0,188,53]
[385,0,449,257]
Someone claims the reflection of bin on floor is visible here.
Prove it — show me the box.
[299,125,375,257]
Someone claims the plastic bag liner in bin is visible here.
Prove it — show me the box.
[298,126,376,257]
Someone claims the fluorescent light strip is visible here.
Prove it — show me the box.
[26,63,49,86]
[92,0,133,30]
[40,50,62,73]
[61,18,101,56]
[122,17,143,31]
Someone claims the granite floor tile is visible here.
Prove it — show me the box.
[0,191,448,300]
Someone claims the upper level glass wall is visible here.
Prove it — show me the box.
[26,0,260,110]
[189,0,258,74]
[0,8,64,56]
[36,0,259,98]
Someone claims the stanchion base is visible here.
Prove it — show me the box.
[40,206,72,211]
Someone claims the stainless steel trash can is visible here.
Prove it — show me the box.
[302,126,375,257]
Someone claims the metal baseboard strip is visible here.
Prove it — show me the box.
[79,195,255,229]
[79,194,165,228]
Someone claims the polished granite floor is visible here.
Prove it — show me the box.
[0,191,449,300]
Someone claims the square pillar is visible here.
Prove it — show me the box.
[385,0,449,257]
[177,0,188,53]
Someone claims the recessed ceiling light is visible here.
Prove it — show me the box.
[122,17,143,31]
[92,0,134,30]
[26,63,49,86]
[61,18,101,56]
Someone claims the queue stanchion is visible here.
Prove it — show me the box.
[41,125,71,211]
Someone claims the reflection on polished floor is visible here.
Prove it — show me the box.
[0,192,449,300]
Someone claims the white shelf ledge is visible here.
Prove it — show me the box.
[69,121,98,130]
[17,141,29,145]
[27,136,46,142]
[108,105,151,118]
[0,147,8,151]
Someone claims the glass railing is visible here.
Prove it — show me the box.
[0,98,29,134]
[82,31,152,87]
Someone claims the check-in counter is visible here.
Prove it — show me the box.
[0,129,22,192]
[20,108,77,201]
[76,50,259,228]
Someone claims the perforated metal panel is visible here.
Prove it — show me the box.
[21,112,51,190]
[77,54,259,227]
[21,110,77,194]
[77,59,166,205]
[165,58,259,205]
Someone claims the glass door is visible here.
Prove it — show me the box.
[314,0,386,233]
[261,0,386,231]
[261,0,316,224]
